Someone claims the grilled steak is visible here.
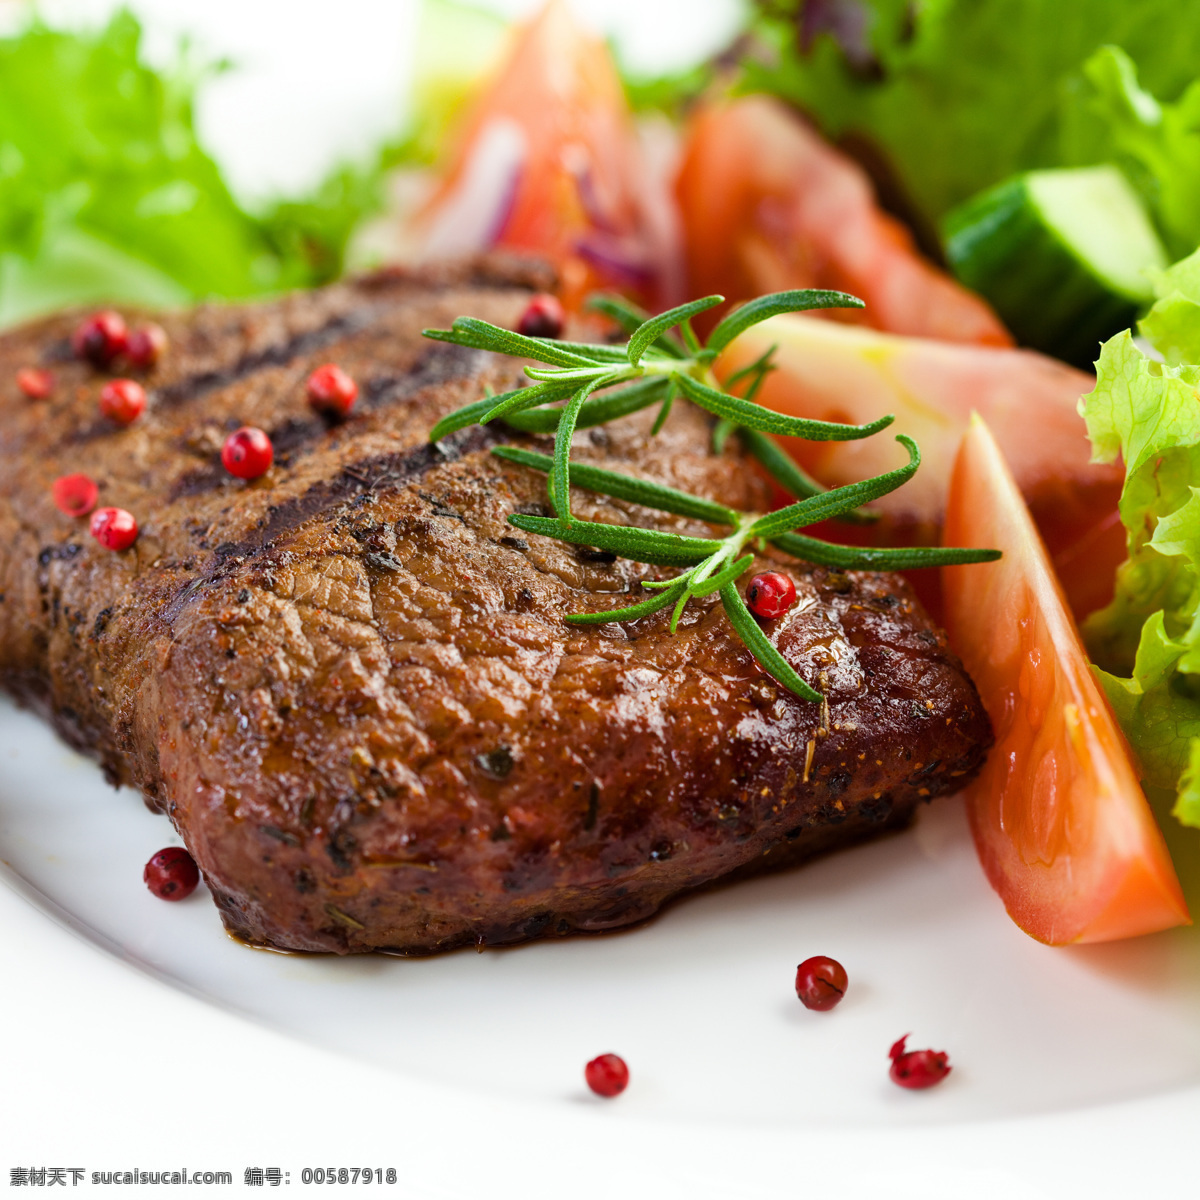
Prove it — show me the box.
[0,258,992,953]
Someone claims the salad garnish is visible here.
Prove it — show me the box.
[741,1,1200,233]
[0,12,387,326]
[1081,247,1200,831]
[424,289,1000,700]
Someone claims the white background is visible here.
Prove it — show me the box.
[33,0,746,202]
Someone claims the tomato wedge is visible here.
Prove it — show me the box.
[942,416,1189,944]
[676,96,1011,345]
[716,314,1123,621]
[414,0,679,312]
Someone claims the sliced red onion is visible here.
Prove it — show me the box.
[420,117,527,258]
[573,233,657,289]
[562,144,622,236]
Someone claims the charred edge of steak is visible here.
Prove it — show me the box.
[351,254,558,297]
[1,671,132,791]
[206,794,934,957]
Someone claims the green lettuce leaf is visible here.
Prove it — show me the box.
[1094,615,1200,792]
[1081,336,1200,671]
[1080,273,1200,830]
[1070,47,1200,261]
[743,0,1200,231]
[1140,247,1200,365]
[0,10,386,326]
[1177,739,1200,826]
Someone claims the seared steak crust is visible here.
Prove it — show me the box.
[0,259,991,953]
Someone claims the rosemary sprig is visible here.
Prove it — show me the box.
[427,289,882,521]
[423,290,999,700]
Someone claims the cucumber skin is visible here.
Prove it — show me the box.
[944,177,1138,370]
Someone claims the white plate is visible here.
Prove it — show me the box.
[4,687,1200,1197]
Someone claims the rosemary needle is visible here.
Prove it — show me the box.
[424,290,999,700]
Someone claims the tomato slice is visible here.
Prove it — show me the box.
[1049,507,1127,623]
[676,97,1011,346]
[716,314,1123,621]
[414,1,678,312]
[942,416,1188,944]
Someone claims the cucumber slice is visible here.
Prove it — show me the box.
[944,165,1167,368]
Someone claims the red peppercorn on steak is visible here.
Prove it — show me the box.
[0,259,991,953]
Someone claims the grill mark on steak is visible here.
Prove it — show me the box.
[0,259,994,955]
[159,423,502,626]
[360,343,487,411]
[166,343,490,500]
[64,309,384,449]
[55,313,374,449]
[154,307,379,411]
